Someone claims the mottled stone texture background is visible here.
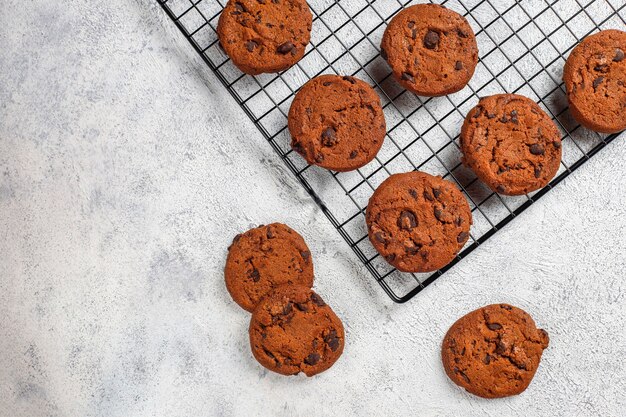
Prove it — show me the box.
[1,0,625,416]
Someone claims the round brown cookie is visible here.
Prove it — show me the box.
[249,285,345,376]
[441,304,550,398]
[380,4,478,97]
[217,0,312,75]
[225,223,314,312]
[563,29,626,133]
[288,75,387,172]
[460,94,562,196]
[366,171,472,273]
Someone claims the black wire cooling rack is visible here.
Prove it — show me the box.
[158,0,625,302]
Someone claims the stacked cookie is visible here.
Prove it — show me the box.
[225,223,344,376]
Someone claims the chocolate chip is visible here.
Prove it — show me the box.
[472,107,482,118]
[409,189,418,199]
[234,2,245,12]
[423,190,434,201]
[407,21,415,29]
[324,330,340,351]
[455,61,463,70]
[283,302,292,315]
[534,166,542,178]
[454,217,462,227]
[614,48,625,62]
[311,293,326,306]
[411,28,417,40]
[455,368,470,384]
[495,340,506,355]
[529,144,545,155]
[322,81,332,86]
[500,304,512,310]
[510,110,518,124]
[432,188,441,199]
[457,28,469,38]
[248,268,260,282]
[553,140,561,149]
[423,30,439,49]
[257,0,266,3]
[321,127,337,147]
[292,141,305,155]
[397,210,418,230]
[315,153,324,163]
[457,231,469,243]
[496,185,506,194]
[401,72,415,83]
[342,76,356,84]
[245,40,258,52]
[277,41,295,54]
[380,47,388,61]
[385,253,396,263]
[487,323,502,330]
[266,227,274,239]
[304,353,320,365]
[593,76,604,90]
[500,114,508,123]
[295,302,308,312]
[405,244,420,254]
[594,64,609,73]
[349,150,358,159]
[483,354,492,365]
[374,232,387,244]
[486,112,496,119]
[300,250,310,262]
[434,208,443,221]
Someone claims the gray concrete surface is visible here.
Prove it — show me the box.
[1,0,625,416]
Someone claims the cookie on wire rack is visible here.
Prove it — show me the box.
[460,94,562,196]
[380,3,478,96]
[564,29,626,133]
[366,171,472,273]
[217,0,312,75]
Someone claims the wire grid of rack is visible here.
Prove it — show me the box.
[158,0,625,302]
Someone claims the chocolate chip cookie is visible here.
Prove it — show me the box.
[288,75,387,171]
[217,0,312,75]
[564,29,626,133]
[441,304,550,398]
[460,94,562,196]
[225,223,314,312]
[249,285,345,376]
[380,4,478,96]
[366,171,472,273]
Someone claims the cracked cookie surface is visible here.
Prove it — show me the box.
[217,0,312,75]
[225,223,314,312]
[288,74,387,171]
[564,29,626,133]
[460,94,562,196]
[441,304,549,398]
[366,171,472,273]
[380,3,478,96]
[249,285,345,376]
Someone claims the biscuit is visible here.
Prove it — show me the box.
[366,171,472,273]
[225,223,314,312]
[217,0,312,75]
[442,304,550,398]
[460,94,562,196]
[380,4,478,96]
[249,285,345,376]
[289,74,387,171]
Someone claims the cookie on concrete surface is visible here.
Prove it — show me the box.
[288,74,387,172]
[249,285,345,376]
[217,0,312,75]
[380,3,478,96]
[563,29,626,133]
[366,171,472,273]
[441,304,550,398]
[460,94,562,196]
[225,223,314,312]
